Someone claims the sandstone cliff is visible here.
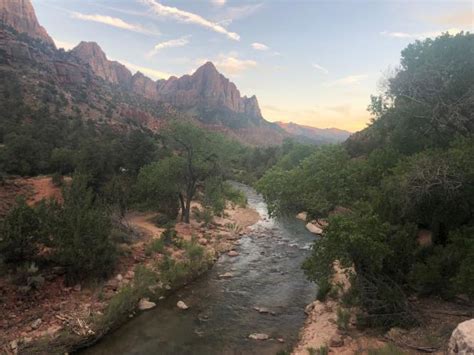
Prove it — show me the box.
[0,0,54,46]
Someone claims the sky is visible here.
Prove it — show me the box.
[32,0,473,132]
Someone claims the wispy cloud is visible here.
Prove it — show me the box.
[141,0,240,41]
[252,42,269,51]
[326,74,368,87]
[211,0,227,6]
[312,63,329,74]
[147,37,190,58]
[117,59,173,80]
[218,3,264,25]
[197,52,257,76]
[71,12,157,35]
[380,27,462,39]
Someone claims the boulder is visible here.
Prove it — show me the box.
[31,318,42,330]
[330,334,344,347]
[296,212,308,221]
[177,300,189,310]
[306,222,323,235]
[448,319,474,354]
[138,298,156,311]
[248,333,269,340]
[228,250,239,257]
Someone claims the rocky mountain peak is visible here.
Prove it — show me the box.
[0,0,55,46]
[71,41,132,86]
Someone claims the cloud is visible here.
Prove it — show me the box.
[380,28,463,39]
[117,59,173,80]
[326,74,368,87]
[147,37,190,58]
[211,0,227,6]
[71,12,157,35]
[430,11,474,27]
[197,53,257,76]
[251,42,269,51]
[218,3,264,25]
[141,0,240,40]
[312,63,329,74]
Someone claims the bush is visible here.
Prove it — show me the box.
[152,214,173,228]
[0,199,45,263]
[161,225,178,246]
[193,207,213,226]
[53,175,117,284]
[336,307,350,331]
[146,238,165,255]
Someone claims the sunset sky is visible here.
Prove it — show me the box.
[32,0,473,132]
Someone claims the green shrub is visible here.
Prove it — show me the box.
[146,238,165,255]
[336,307,350,331]
[193,207,213,226]
[367,344,406,355]
[53,175,117,284]
[0,199,45,263]
[51,172,63,187]
[161,225,178,246]
[316,278,332,301]
[152,214,173,228]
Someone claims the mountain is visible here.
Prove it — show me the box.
[275,121,351,144]
[0,0,54,46]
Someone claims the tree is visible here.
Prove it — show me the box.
[160,123,223,223]
[53,174,116,283]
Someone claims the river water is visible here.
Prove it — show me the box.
[83,183,317,355]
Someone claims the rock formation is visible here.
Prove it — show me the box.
[158,62,262,118]
[449,319,474,354]
[0,0,54,46]
[71,42,132,86]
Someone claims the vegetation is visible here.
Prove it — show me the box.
[257,33,474,328]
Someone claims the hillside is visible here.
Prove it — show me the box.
[0,0,286,146]
[275,121,351,144]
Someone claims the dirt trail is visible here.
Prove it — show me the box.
[126,212,164,239]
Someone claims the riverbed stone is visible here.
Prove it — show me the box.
[448,319,474,354]
[249,333,269,340]
[177,300,189,310]
[296,212,308,221]
[138,298,156,310]
[306,222,323,235]
[219,272,234,279]
[228,250,239,257]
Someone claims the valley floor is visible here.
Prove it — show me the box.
[0,176,259,354]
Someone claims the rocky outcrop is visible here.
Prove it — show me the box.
[131,71,158,99]
[0,0,54,46]
[158,62,263,118]
[71,42,132,87]
[448,319,474,354]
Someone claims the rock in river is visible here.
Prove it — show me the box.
[228,250,239,257]
[177,300,189,310]
[306,222,323,235]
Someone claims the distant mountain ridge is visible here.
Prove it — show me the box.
[0,0,346,146]
[275,121,351,144]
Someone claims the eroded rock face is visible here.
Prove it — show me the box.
[131,71,158,99]
[158,62,262,118]
[449,319,474,354]
[0,0,54,46]
[71,42,132,86]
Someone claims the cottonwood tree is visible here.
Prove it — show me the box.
[138,122,224,223]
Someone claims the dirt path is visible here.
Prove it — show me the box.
[126,212,164,239]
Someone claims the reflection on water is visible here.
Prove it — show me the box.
[82,182,317,355]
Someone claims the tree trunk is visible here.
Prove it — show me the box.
[184,196,192,224]
[179,193,185,222]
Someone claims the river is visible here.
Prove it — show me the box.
[82,183,317,355]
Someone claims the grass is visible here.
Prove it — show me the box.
[368,344,406,355]
[336,307,351,331]
[145,238,165,256]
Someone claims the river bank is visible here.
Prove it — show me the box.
[1,194,259,355]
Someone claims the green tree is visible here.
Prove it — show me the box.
[53,175,116,283]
